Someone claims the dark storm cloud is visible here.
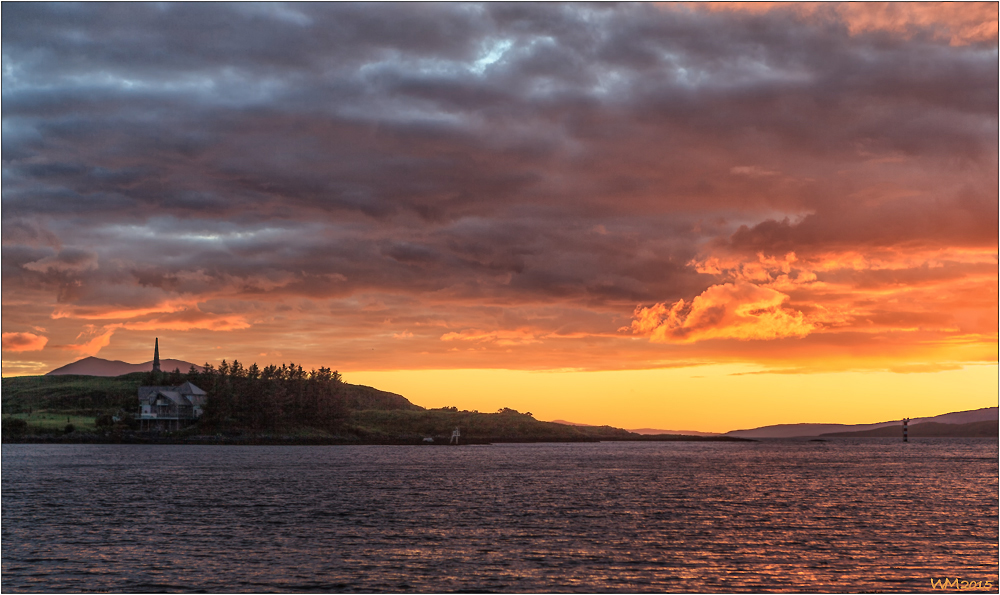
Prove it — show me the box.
[727,185,999,255]
[2,2,996,367]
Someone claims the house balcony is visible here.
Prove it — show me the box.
[136,413,197,420]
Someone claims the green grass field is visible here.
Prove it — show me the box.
[3,411,97,432]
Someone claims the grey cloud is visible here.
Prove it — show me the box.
[728,183,999,255]
[2,2,996,326]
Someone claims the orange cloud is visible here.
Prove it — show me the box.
[52,300,192,320]
[50,300,250,332]
[63,327,117,356]
[648,245,998,347]
[887,362,965,374]
[2,332,49,352]
[629,282,814,343]
[441,328,541,346]
[121,310,250,332]
[0,359,51,375]
[687,2,998,45]
[835,2,998,45]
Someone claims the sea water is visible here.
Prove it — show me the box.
[2,440,997,592]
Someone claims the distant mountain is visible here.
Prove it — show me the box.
[725,407,999,438]
[550,419,721,437]
[46,356,202,377]
[628,427,721,437]
[726,421,900,439]
[917,408,999,425]
[821,420,998,438]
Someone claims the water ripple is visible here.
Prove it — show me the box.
[2,440,997,592]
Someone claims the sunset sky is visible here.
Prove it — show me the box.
[3,3,997,432]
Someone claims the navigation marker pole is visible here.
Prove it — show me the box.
[903,417,909,442]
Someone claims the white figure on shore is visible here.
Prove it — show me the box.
[450,428,460,445]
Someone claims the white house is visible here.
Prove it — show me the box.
[137,381,207,431]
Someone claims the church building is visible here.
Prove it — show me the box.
[136,338,207,430]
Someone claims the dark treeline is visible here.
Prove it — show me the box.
[146,360,347,433]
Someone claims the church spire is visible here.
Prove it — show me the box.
[153,338,161,372]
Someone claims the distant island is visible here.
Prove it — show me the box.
[722,407,998,438]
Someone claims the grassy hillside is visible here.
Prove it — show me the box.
[348,408,635,443]
[2,374,416,414]
[821,420,998,438]
[340,384,421,411]
[2,373,146,414]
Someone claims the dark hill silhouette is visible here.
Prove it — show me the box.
[46,356,202,376]
[725,407,998,438]
[627,427,721,437]
[821,420,998,438]
[551,419,720,436]
[339,383,421,411]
